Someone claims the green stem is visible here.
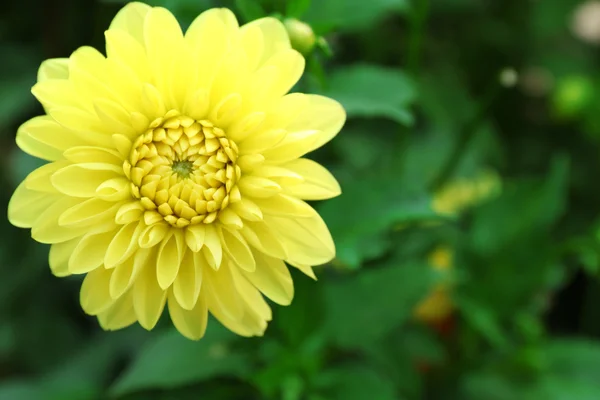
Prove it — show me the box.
[407,0,430,73]
[430,80,503,191]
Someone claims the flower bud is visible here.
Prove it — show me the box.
[284,18,317,55]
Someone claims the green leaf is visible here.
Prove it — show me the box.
[541,339,600,385]
[319,175,438,267]
[234,0,266,22]
[316,365,400,400]
[321,263,437,348]
[321,64,416,125]
[286,0,312,18]
[470,154,569,255]
[110,324,249,396]
[0,332,141,400]
[456,295,509,349]
[304,0,409,32]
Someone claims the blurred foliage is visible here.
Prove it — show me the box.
[3,0,600,399]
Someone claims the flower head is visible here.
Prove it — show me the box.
[8,2,345,340]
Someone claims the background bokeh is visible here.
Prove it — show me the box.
[3,0,600,399]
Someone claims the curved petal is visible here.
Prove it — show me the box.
[242,251,293,305]
[168,290,208,340]
[156,230,185,289]
[219,227,256,272]
[69,228,118,274]
[98,291,137,331]
[265,214,335,266]
[109,1,152,44]
[16,116,88,160]
[80,266,115,315]
[8,182,60,228]
[240,17,290,67]
[278,158,341,200]
[172,250,203,310]
[48,238,81,277]
[133,259,168,330]
[38,58,69,81]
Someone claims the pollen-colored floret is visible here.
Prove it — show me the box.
[8,2,345,340]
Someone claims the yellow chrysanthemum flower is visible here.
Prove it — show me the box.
[7,3,345,340]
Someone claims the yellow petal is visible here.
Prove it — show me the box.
[139,222,169,248]
[96,177,131,202]
[203,263,243,320]
[168,290,208,341]
[156,230,184,289]
[259,129,321,163]
[51,164,120,197]
[58,198,120,228]
[185,224,205,252]
[240,17,290,67]
[287,261,317,280]
[239,128,286,154]
[202,224,222,269]
[250,49,304,104]
[226,111,266,143]
[230,268,272,321]
[98,291,137,331]
[105,29,150,82]
[240,221,287,259]
[24,161,68,192]
[69,228,118,274]
[265,214,335,266]
[242,251,293,305]
[38,58,69,81]
[230,198,263,222]
[239,24,264,72]
[105,221,142,268]
[31,197,90,243]
[48,107,113,148]
[219,228,256,272]
[251,194,315,218]
[17,116,88,159]
[217,207,244,229]
[110,248,150,300]
[133,261,167,330]
[31,79,83,111]
[63,145,122,165]
[80,266,115,315]
[278,158,341,200]
[144,7,184,110]
[238,176,281,198]
[285,95,346,153]
[8,182,58,228]
[116,201,144,225]
[108,1,152,44]
[186,8,239,91]
[172,250,203,310]
[49,238,81,277]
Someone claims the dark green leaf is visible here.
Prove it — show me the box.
[304,0,409,32]
[322,64,416,125]
[110,325,249,396]
[319,175,438,267]
[286,0,312,18]
[316,365,400,400]
[321,263,437,348]
[234,0,266,22]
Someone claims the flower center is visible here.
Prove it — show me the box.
[171,159,194,178]
[123,110,241,228]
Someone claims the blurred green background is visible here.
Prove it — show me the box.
[3,0,600,399]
